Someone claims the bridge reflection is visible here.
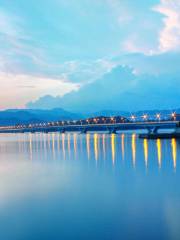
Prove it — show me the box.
[1,133,178,171]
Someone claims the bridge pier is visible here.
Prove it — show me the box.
[109,128,117,134]
[147,126,160,134]
[81,128,87,134]
[43,130,49,133]
[173,125,180,133]
[60,128,65,133]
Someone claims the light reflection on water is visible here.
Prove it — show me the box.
[121,133,125,160]
[0,132,179,170]
[132,134,136,168]
[0,132,179,240]
[157,139,162,169]
[172,138,177,171]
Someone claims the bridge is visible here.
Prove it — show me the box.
[0,121,179,134]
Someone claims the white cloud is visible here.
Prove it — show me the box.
[55,58,116,83]
[0,8,48,72]
[122,34,155,56]
[153,0,180,52]
[0,8,81,110]
[116,0,180,55]
[0,73,78,109]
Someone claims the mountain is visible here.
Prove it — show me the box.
[0,107,179,126]
[0,108,82,126]
[85,109,180,119]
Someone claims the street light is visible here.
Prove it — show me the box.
[131,115,136,122]
[110,117,114,123]
[171,112,176,120]
[142,114,148,121]
[156,113,161,121]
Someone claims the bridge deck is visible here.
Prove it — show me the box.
[0,121,178,134]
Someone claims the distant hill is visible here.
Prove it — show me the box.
[0,108,82,126]
[93,108,180,117]
[87,109,180,118]
[0,108,179,126]
[87,110,129,117]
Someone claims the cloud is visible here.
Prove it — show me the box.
[56,59,116,83]
[115,0,180,55]
[1,0,180,111]
[0,8,21,38]
[153,0,180,52]
[0,73,78,109]
[113,52,180,75]
[0,8,48,75]
[27,65,180,111]
[0,6,116,83]
[122,34,155,55]
[107,1,162,56]
[0,7,82,110]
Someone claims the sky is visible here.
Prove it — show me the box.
[0,0,180,110]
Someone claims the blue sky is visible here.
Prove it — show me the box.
[0,0,180,110]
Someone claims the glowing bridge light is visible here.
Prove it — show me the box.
[93,118,97,123]
[156,113,161,120]
[142,114,148,121]
[110,117,114,123]
[131,115,136,121]
[171,112,176,120]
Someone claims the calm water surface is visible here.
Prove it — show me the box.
[0,132,179,240]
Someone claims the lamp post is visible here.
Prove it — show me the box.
[171,112,176,121]
[142,114,148,122]
[156,113,161,122]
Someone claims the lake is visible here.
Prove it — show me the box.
[0,132,179,240]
